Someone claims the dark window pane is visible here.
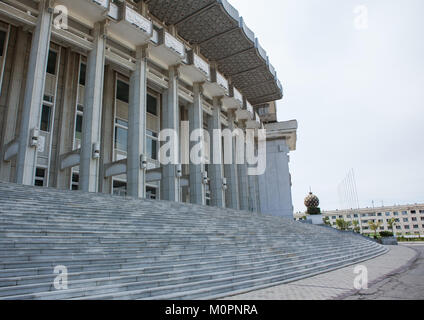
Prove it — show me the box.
[113,180,127,196]
[34,180,44,187]
[146,187,157,200]
[147,94,157,115]
[75,114,83,140]
[40,105,51,132]
[147,137,157,160]
[79,63,86,86]
[0,30,6,56]
[35,168,45,178]
[114,126,128,151]
[116,80,129,103]
[46,50,57,75]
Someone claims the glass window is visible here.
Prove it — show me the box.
[146,186,157,200]
[393,212,399,216]
[71,173,79,191]
[147,94,158,115]
[146,136,158,160]
[46,50,57,75]
[34,168,45,187]
[411,210,416,214]
[116,80,129,103]
[0,30,6,56]
[113,180,127,196]
[377,213,382,216]
[404,225,410,230]
[79,63,86,86]
[75,114,83,141]
[40,104,52,132]
[114,126,128,152]
[385,212,391,216]
[403,218,409,222]
[402,211,408,215]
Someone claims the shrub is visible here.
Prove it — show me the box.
[379,231,394,238]
[307,207,321,215]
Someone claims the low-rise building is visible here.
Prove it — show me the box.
[295,204,424,236]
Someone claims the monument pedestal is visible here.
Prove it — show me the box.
[307,215,324,225]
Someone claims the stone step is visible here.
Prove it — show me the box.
[0,181,386,300]
[2,247,387,300]
[0,242,372,279]
[0,242,378,290]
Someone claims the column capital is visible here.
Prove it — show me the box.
[93,20,110,40]
[169,64,181,79]
[212,96,224,108]
[44,0,57,12]
[193,82,205,97]
[135,44,150,60]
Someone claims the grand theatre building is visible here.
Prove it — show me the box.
[0,0,297,217]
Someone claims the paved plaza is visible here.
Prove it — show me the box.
[224,244,422,300]
[345,244,424,300]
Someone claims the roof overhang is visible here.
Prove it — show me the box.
[145,0,283,105]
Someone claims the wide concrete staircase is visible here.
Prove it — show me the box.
[0,181,387,300]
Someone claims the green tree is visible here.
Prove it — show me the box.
[387,218,396,232]
[336,219,351,231]
[352,220,361,233]
[369,221,382,238]
[323,216,331,226]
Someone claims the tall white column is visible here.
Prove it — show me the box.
[238,130,249,211]
[248,142,259,212]
[79,22,106,192]
[208,97,225,208]
[248,174,259,212]
[127,45,148,199]
[189,82,206,205]
[16,0,53,185]
[1,28,28,182]
[224,111,240,210]
[161,65,180,201]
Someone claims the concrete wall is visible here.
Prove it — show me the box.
[258,138,294,218]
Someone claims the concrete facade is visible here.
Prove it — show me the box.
[258,121,298,218]
[0,0,297,216]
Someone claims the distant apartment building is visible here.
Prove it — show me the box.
[295,204,424,235]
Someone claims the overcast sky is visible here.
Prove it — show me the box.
[230,0,424,212]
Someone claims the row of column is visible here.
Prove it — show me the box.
[13,0,260,212]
